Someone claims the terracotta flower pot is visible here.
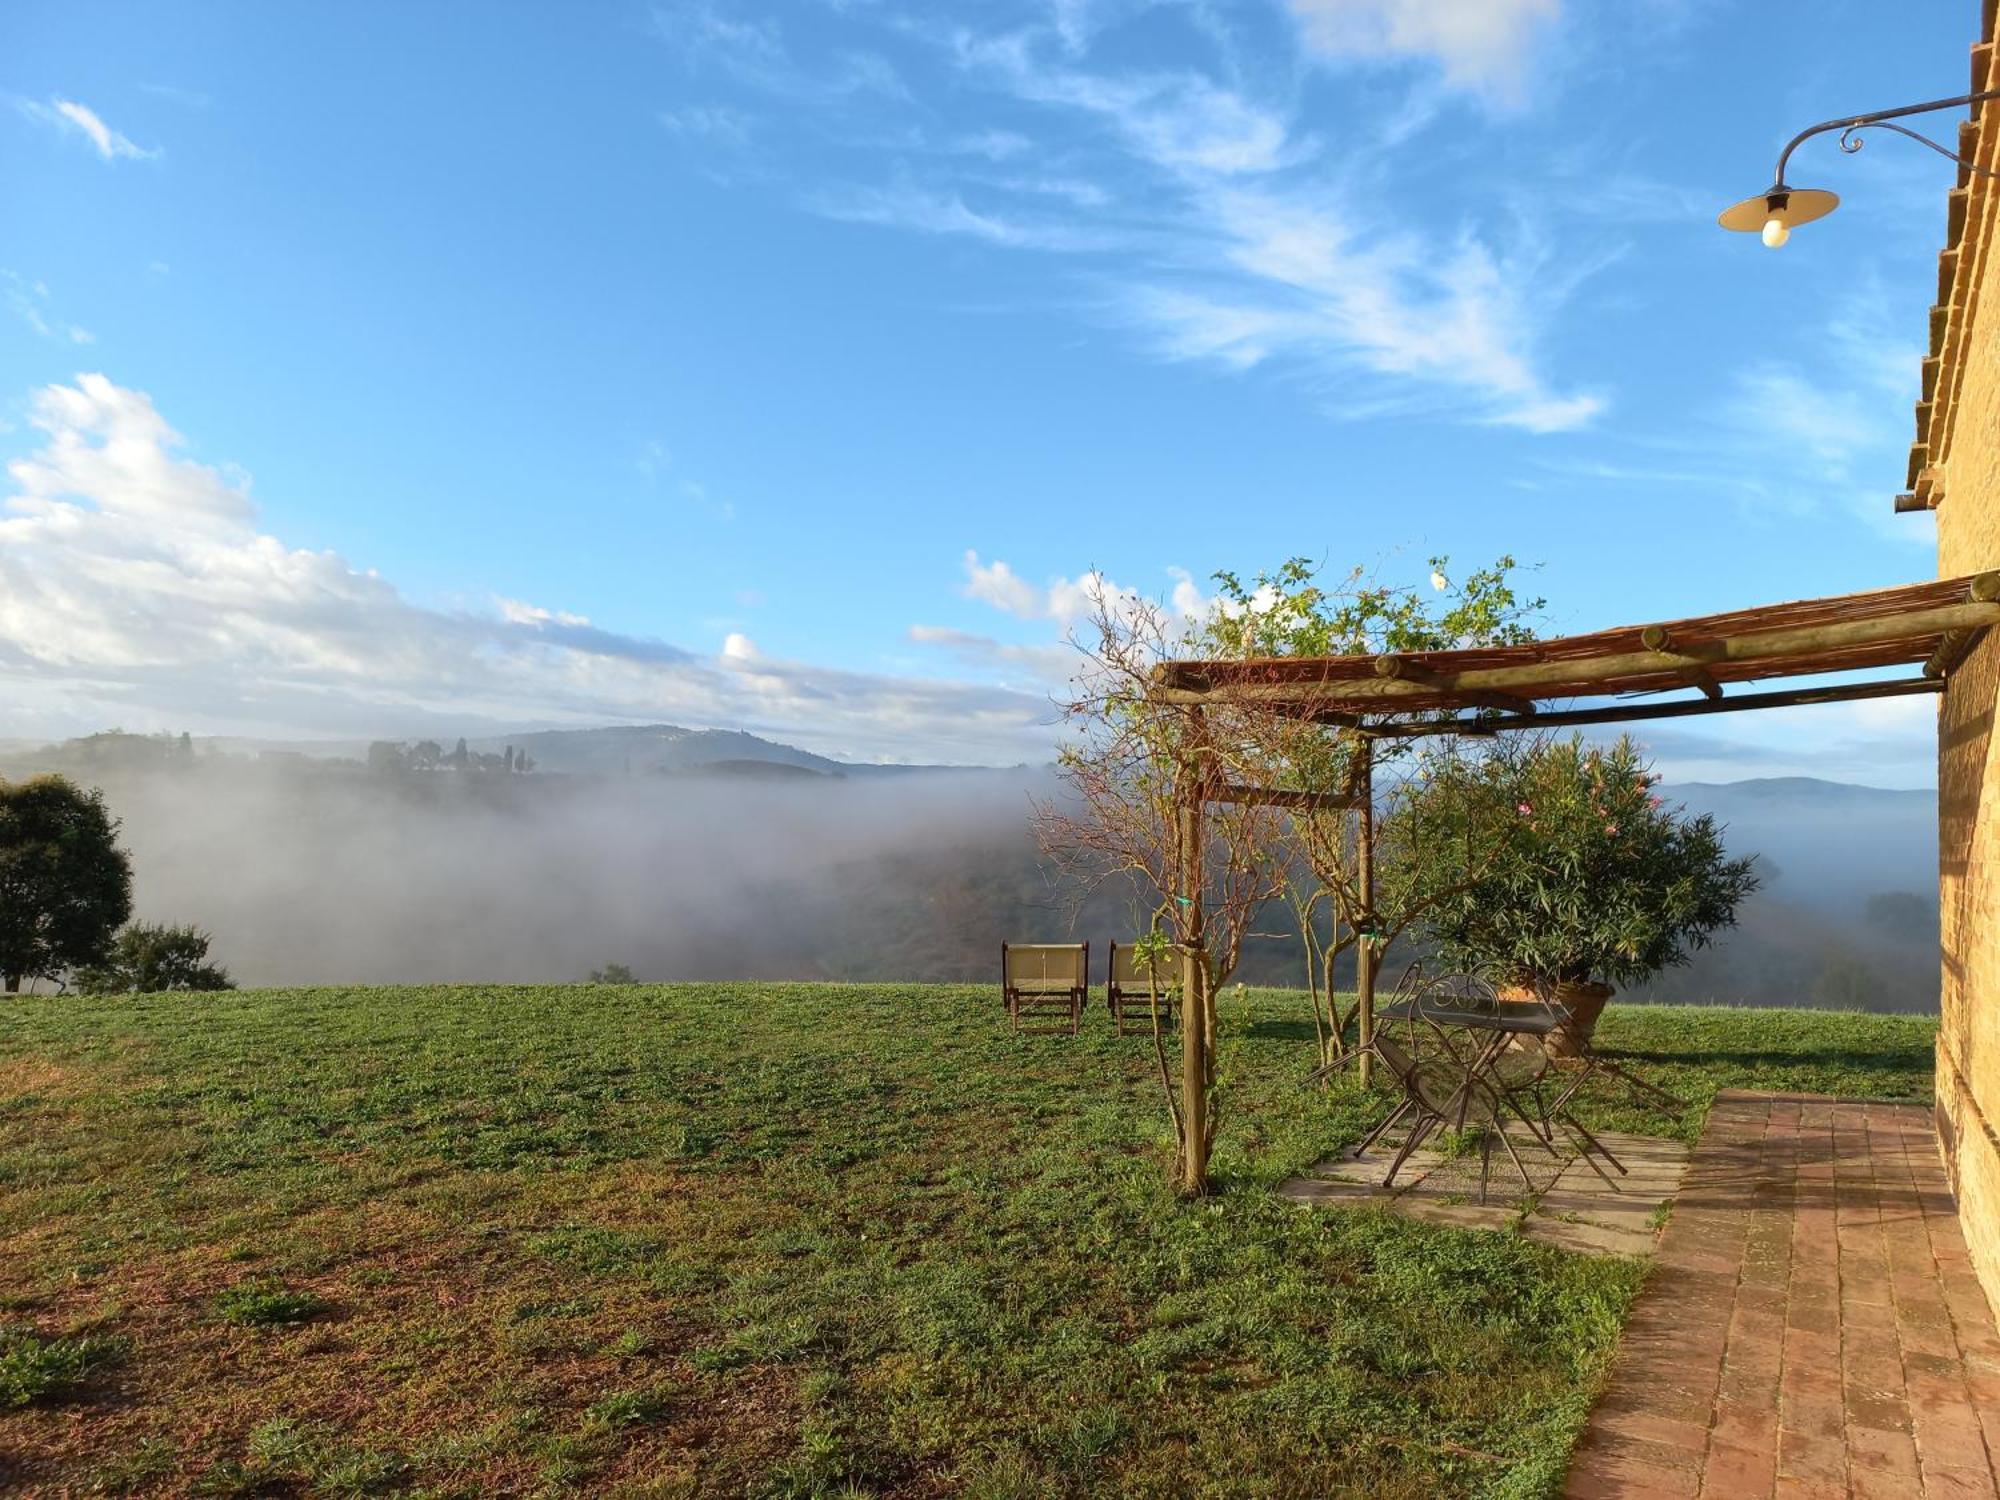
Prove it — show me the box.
[1499,980,1615,1058]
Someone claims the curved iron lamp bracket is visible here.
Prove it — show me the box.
[1771,89,2000,192]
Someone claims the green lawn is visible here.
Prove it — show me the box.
[0,985,1935,1498]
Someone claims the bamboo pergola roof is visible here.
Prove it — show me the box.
[1154,572,2000,738]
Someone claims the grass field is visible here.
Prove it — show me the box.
[0,984,1936,1498]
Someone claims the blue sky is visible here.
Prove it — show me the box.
[0,0,1970,782]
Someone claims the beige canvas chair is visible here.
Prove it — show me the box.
[1105,941,1182,1035]
[1001,942,1089,1034]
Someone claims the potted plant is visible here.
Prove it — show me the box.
[1401,735,1757,1054]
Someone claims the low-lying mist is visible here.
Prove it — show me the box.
[0,747,1944,1010]
[72,761,1093,987]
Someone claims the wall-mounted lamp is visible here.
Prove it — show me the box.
[1721,89,2000,246]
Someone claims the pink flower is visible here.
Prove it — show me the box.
[1605,823,1618,835]
[1516,801,1533,816]
[1647,794,1661,807]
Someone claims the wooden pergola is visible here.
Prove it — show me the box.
[1151,572,2000,1084]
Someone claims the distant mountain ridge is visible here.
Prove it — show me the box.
[473,724,845,776]
[467,723,1003,777]
[1665,775,1933,804]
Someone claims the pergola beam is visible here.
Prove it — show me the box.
[1154,592,2000,714]
[1354,674,1944,739]
[1641,627,1724,700]
[1925,571,1999,677]
[1372,653,1532,713]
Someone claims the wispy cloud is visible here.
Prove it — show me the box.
[3,271,94,345]
[17,97,157,161]
[1534,282,1929,541]
[1287,0,1562,108]
[906,623,1076,682]
[658,103,755,147]
[656,6,1604,433]
[954,35,1301,179]
[1125,186,1605,430]
[1720,286,1926,534]
[811,180,1127,252]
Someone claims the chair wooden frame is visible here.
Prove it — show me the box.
[1105,941,1180,1035]
[1001,941,1089,1035]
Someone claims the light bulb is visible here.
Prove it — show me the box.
[1761,215,1790,249]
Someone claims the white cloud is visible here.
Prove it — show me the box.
[0,375,1054,763]
[1133,189,1604,430]
[958,550,1212,629]
[498,598,590,628]
[1288,0,1561,106]
[18,97,157,161]
[961,550,1045,618]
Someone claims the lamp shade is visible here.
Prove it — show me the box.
[1718,186,1840,235]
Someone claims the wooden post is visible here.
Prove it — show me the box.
[1177,770,1209,1194]
[1354,737,1376,1089]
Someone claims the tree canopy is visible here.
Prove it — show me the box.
[0,776,134,993]
[75,923,235,996]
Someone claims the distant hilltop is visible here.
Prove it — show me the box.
[0,723,1025,780]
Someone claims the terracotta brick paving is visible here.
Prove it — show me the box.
[1564,1090,2000,1499]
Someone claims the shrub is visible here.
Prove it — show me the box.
[1404,735,1758,988]
[75,922,234,995]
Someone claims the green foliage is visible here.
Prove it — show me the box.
[1206,554,1543,662]
[0,1325,127,1407]
[1406,736,1759,987]
[587,962,638,984]
[74,922,234,996]
[214,1281,330,1327]
[0,775,133,993]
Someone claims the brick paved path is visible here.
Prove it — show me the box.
[1564,1091,2000,1499]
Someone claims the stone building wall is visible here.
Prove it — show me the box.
[1929,14,2000,1315]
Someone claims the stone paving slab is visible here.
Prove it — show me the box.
[1562,1091,2000,1499]
[1279,1125,1688,1259]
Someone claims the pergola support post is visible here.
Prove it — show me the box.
[1176,742,1210,1196]
[1354,737,1376,1090]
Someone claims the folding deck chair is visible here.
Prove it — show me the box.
[1105,941,1181,1035]
[1000,942,1089,1034]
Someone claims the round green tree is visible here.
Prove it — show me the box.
[1404,735,1757,995]
[0,776,134,994]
